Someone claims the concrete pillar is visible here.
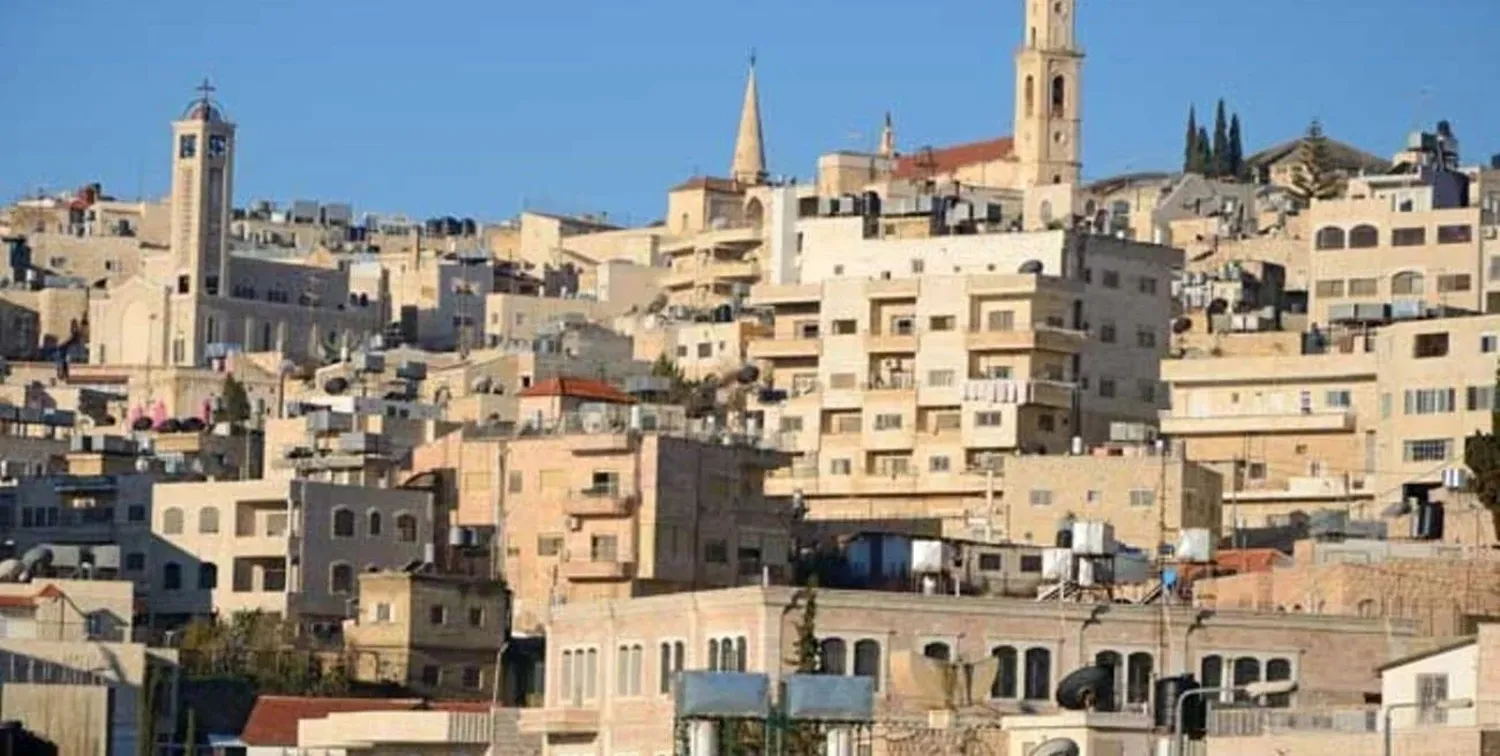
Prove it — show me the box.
[825,728,854,756]
[689,721,719,756]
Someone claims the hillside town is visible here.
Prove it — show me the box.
[1,2,1498,755]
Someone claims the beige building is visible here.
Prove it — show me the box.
[148,477,436,629]
[500,395,791,632]
[1194,537,1500,637]
[1162,312,1500,528]
[343,571,508,699]
[520,585,1418,756]
[237,695,534,756]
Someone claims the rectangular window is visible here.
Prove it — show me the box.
[1348,278,1378,296]
[1468,385,1494,412]
[978,554,1003,571]
[421,665,441,687]
[1413,333,1449,358]
[1417,674,1450,724]
[1020,555,1043,573]
[1029,489,1053,507]
[778,416,804,432]
[1099,378,1117,398]
[1392,227,1427,246]
[462,667,482,689]
[697,343,712,358]
[590,535,618,562]
[890,316,915,335]
[933,412,961,431]
[429,605,447,625]
[929,455,951,473]
[1129,489,1155,508]
[1484,334,1499,354]
[874,413,903,431]
[986,310,1015,331]
[1404,388,1456,415]
[375,603,393,622]
[831,319,857,335]
[1315,280,1345,298]
[704,539,729,564]
[537,535,563,557]
[1137,277,1158,295]
[1135,327,1157,348]
[469,607,485,627]
[796,321,820,339]
[1325,390,1352,408]
[1438,274,1472,293]
[927,369,955,387]
[830,458,852,476]
[508,471,523,493]
[1436,225,1473,245]
[1403,439,1451,462]
[929,315,955,332]
[1137,380,1157,404]
[834,415,861,433]
[875,456,911,477]
[1101,270,1120,288]
[975,411,1003,427]
[1489,256,1500,282]
[1099,321,1117,343]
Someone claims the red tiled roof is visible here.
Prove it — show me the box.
[1179,548,1288,582]
[892,136,1015,179]
[516,376,636,404]
[0,595,34,609]
[240,696,426,746]
[34,584,65,600]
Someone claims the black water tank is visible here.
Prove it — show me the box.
[1055,528,1073,549]
[1154,675,1206,735]
[1056,665,1115,712]
[1415,501,1445,541]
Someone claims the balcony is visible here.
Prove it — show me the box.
[965,326,1084,353]
[748,339,822,360]
[864,331,918,354]
[1162,353,1376,385]
[960,379,1075,409]
[866,278,919,299]
[562,489,636,517]
[1159,410,1357,436]
[519,707,602,736]
[559,558,635,581]
[748,282,820,307]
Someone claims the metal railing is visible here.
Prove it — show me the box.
[1208,705,1379,737]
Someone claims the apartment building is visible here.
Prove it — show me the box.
[1195,538,1500,636]
[519,585,1417,756]
[265,400,452,487]
[1162,312,1500,528]
[343,572,509,699]
[149,478,435,629]
[502,404,791,632]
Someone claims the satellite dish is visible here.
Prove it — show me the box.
[1027,738,1079,756]
[1056,666,1116,712]
[1017,259,1045,274]
[1172,317,1193,334]
[324,377,349,395]
[736,365,761,384]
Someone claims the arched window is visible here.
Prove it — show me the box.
[1095,650,1123,705]
[198,507,219,534]
[820,638,847,675]
[1030,27,1037,47]
[396,513,418,543]
[1232,657,1262,702]
[1051,76,1066,117]
[367,510,382,537]
[1349,224,1379,248]
[1024,75,1036,118]
[1265,658,1294,708]
[330,563,353,594]
[198,562,217,590]
[735,637,747,672]
[162,507,184,535]
[1200,655,1223,690]
[853,640,881,691]
[163,562,182,591]
[1126,652,1153,705]
[708,639,721,671]
[992,646,1019,698]
[1315,226,1347,250]
[1024,648,1052,700]
[332,507,355,538]
[719,639,734,671]
[922,641,952,662]
[1391,271,1424,296]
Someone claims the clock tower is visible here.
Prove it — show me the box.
[170,79,235,298]
[1013,0,1083,187]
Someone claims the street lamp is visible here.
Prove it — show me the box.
[1382,697,1473,756]
[1174,679,1298,756]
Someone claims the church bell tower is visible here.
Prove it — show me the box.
[1013,0,1083,187]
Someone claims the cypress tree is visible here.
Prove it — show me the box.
[1211,99,1230,178]
[1195,126,1212,177]
[1228,113,1245,180]
[1184,106,1199,174]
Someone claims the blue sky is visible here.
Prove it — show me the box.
[2,0,1496,226]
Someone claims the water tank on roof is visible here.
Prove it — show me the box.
[1414,501,1445,541]
[1155,675,1206,734]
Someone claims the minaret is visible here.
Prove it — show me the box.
[878,112,896,158]
[730,53,767,185]
[1013,0,1083,187]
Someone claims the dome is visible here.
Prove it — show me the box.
[182,100,224,123]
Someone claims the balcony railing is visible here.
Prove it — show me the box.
[1208,706,1378,737]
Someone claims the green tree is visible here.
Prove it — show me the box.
[1228,113,1245,179]
[1194,126,1213,178]
[1183,106,1201,173]
[1211,99,1229,177]
[1289,119,1343,203]
[782,581,823,756]
[215,374,252,424]
[1465,369,1500,542]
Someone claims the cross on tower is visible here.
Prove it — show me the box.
[195,77,215,104]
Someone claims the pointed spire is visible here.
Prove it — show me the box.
[730,52,767,185]
[878,112,896,158]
